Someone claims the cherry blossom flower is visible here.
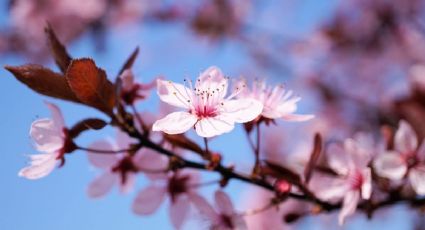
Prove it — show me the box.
[374,120,425,195]
[314,136,373,225]
[132,170,199,229]
[191,190,247,230]
[19,103,75,179]
[119,69,156,105]
[152,66,263,137]
[87,131,167,198]
[238,79,314,122]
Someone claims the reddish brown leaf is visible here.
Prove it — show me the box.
[117,47,139,77]
[66,58,116,115]
[304,133,322,184]
[45,24,72,73]
[263,161,302,186]
[68,118,107,139]
[5,64,80,103]
[164,134,204,156]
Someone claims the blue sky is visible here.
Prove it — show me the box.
[0,1,416,229]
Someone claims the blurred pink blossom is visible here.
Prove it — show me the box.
[238,79,314,122]
[374,120,425,195]
[86,131,167,198]
[313,136,373,225]
[191,190,247,230]
[119,69,156,105]
[132,170,199,229]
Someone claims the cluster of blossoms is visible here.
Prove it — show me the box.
[17,65,316,229]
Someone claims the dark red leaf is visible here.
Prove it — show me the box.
[304,133,322,184]
[66,58,116,115]
[5,64,81,103]
[68,118,107,139]
[45,24,72,73]
[117,47,139,77]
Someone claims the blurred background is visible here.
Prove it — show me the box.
[1,0,425,229]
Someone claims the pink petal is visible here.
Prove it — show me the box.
[152,112,197,135]
[409,165,425,195]
[417,141,425,162]
[344,139,371,168]
[338,190,359,226]
[231,215,248,230]
[169,195,190,229]
[222,99,263,123]
[119,173,135,194]
[116,129,136,150]
[198,66,227,94]
[18,153,57,180]
[86,140,119,168]
[189,193,219,223]
[157,79,192,109]
[194,116,235,138]
[275,96,300,115]
[214,190,234,216]
[87,172,117,198]
[373,151,407,180]
[134,149,168,180]
[327,143,350,175]
[45,102,65,130]
[119,69,134,91]
[132,185,166,215]
[281,114,314,122]
[395,120,418,154]
[361,168,372,200]
[30,119,64,152]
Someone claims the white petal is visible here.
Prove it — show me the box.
[30,119,64,152]
[327,143,350,175]
[87,172,117,198]
[281,114,314,122]
[189,193,219,223]
[157,79,192,109]
[18,153,57,180]
[395,120,418,153]
[86,140,119,168]
[215,190,234,216]
[198,66,227,96]
[45,102,65,130]
[194,116,235,138]
[132,185,166,215]
[275,97,300,116]
[169,195,190,229]
[152,112,197,135]
[373,152,407,180]
[221,99,263,123]
[361,168,372,200]
[409,165,425,195]
[417,141,425,162]
[338,191,360,225]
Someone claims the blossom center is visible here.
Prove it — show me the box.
[112,156,138,185]
[349,170,364,190]
[167,174,190,203]
[219,214,234,229]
